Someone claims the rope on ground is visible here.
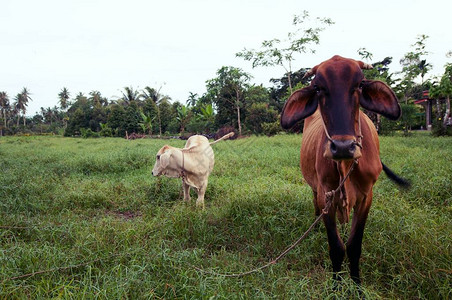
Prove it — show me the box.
[1,253,122,283]
[193,211,326,278]
[193,160,358,278]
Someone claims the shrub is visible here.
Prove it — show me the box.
[245,103,278,134]
[214,126,237,139]
[261,120,281,136]
[80,128,100,138]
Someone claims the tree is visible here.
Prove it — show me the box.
[430,63,452,135]
[140,86,171,136]
[89,90,107,107]
[14,88,32,127]
[398,34,432,103]
[0,91,10,133]
[186,92,198,108]
[120,86,140,105]
[392,35,433,135]
[64,108,85,136]
[123,101,142,135]
[236,11,334,93]
[158,99,174,135]
[200,104,214,121]
[58,88,70,110]
[176,104,189,134]
[139,112,154,135]
[64,94,92,136]
[270,67,311,112]
[206,66,251,136]
[107,104,126,137]
[245,103,278,134]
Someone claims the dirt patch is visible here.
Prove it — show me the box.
[107,210,142,220]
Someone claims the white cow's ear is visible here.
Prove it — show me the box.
[160,151,171,168]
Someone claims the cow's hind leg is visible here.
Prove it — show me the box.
[195,180,207,210]
[346,191,372,285]
[182,180,191,202]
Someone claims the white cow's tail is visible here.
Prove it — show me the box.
[210,132,235,145]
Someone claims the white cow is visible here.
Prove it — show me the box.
[152,133,234,209]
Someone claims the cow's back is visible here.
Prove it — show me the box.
[185,135,209,148]
[184,135,214,176]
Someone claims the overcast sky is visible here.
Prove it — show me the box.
[2,0,451,115]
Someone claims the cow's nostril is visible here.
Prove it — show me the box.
[329,139,356,160]
[330,142,337,153]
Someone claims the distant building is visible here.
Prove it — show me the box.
[414,90,433,130]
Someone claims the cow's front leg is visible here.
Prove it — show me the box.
[182,180,191,202]
[323,203,346,281]
[346,192,372,285]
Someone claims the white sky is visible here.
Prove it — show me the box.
[2,0,451,115]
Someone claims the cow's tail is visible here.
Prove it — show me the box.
[381,161,411,189]
[210,132,235,145]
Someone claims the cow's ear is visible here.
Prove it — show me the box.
[360,80,401,120]
[160,150,171,168]
[280,86,318,129]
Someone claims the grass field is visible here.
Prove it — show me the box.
[0,133,451,299]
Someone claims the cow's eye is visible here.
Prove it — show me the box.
[359,81,364,90]
[156,155,160,160]
[314,85,321,94]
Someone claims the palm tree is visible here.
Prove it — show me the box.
[176,105,189,134]
[58,87,70,110]
[120,86,140,105]
[14,88,32,126]
[89,90,103,107]
[140,86,171,136]
[0,91,10,131]
[141,86,159,103]
[14,96,21,127]
[187,92,198,107]
[46,107,54,125]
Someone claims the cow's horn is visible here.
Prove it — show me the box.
[362,62,373,70]
[302,69,314,79]
[356,60,373,70]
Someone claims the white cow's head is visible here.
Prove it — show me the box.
[152,145,173,177]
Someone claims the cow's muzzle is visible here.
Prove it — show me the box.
[326,139,362,160]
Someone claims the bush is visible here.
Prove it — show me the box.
[432,116,452,136]
[214,126,237,139]
[261,120,281,136]
[186,118,215,135]
[245,103,278,134]
[379,117,400,135]
[80,128,100,138]
[99,123,113,137]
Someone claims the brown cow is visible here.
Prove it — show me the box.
[280,55,409,284]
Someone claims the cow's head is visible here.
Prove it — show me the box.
[281,55,400,160]
[152,145,172,176]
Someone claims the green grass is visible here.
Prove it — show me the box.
[0,134,450,299]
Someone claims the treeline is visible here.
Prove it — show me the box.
[1,29,451,137]
[0,67,301,138]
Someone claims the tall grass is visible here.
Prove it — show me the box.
[0,134,450,299]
